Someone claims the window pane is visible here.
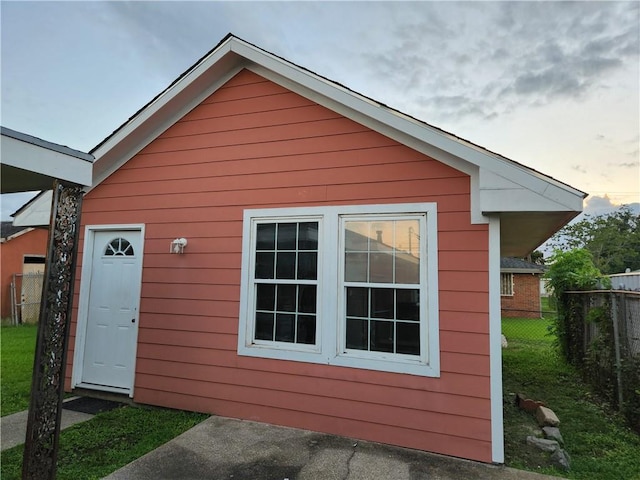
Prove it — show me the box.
[298,285,317,313]
[370,252,393,283]
[396,289,419,321]
[345,222,369,251]
[395,254,419,284]
[395,220,420,256]
[345,252,368,282]
[371,288,393,319]
[276,252,296,279]
[277,223,297,250]
[369,221,393,251]
[346,318,367,350]
[275,314,295,342]
[255,252,274,279]
[397,322,420,355]
[256,224,276,250]
[297,252,317,280]
[255,313,274,340]
[370,320,394,352]
[346,287,368,317]
[297,315,316,344]
[298,222,318,250]
[276,284,296,312]
[256,284,276,311]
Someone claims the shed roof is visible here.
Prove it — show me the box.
[0,221,28,240]
[500,257,545,273]
[89,34,585,256]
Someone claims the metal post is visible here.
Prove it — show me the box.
[11,275,17,325]
[22,181,83,480]
[610,292,624,409]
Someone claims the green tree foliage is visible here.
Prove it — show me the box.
[547,206,640,274]
[545,248,606,296]
[544,249,607,362]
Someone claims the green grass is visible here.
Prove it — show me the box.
[1,325,38,416]
[1,405,208,480]
[503,314,640,479]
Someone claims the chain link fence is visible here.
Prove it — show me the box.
[10,273,44,325]
[564,290,640,429]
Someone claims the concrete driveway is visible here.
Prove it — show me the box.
[104,416,562,480]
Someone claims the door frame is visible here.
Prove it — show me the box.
[72,224,145,397]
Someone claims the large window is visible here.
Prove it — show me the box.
[254,221,319,345]
[238,203,440,377]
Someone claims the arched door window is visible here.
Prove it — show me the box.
[104,238,134,256]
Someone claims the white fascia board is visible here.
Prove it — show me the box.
[89,35,584,218]
[246,63,487,224]
[90,44,245,189]
[2,134,92,187]
[237,39,582,217]
[12,190,53,227]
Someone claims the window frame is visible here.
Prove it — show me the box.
[500,273,514,296]
[238,203,440,377]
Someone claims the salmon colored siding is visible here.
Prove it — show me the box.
[68,69,492,462]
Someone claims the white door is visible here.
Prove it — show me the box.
[80,230,142,391]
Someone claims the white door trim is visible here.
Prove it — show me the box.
[72,224,145,397]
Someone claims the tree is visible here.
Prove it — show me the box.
[544,248,608,363]
[547,206,640,275]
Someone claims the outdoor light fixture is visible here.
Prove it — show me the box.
[170,238,188,254]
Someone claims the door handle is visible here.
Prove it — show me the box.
[131,318,136,324]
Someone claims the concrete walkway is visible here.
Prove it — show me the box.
[104,416,562,480]
[2,403,562,479]
[1,400,94,451]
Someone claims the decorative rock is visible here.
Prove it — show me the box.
[516,393,545,413]
[526,436,559,452]
[550,448,571,471]
[543,426,564,445]
[536,406,560,427]
[501,334,508,348]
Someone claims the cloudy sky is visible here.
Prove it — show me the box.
[1,1,639,221]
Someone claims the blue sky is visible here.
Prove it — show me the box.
[1,1,638,220]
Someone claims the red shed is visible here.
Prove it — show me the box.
[66,35,585,464]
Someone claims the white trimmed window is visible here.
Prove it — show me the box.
[238,203,440,377]
[500,273,514,296]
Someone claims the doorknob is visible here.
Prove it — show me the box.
[131,318,136,323]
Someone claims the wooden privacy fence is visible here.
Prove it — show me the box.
[564,290,640,429]
[10,273,44,325]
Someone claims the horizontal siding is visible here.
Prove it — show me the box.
[70,68,492,462]
[132,389,491,462]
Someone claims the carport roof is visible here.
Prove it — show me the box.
[1,126,93,194]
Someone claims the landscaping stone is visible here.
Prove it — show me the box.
[542,426,564,445]
[536,406,560,427]
[516,393,545,413]
[550,447,571,471]
[526,436,560,452]
[501,334,508,348]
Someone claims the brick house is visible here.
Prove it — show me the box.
[500,257,545,318]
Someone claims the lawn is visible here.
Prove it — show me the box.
[1,325,38,416]
[502,311,640,479]
[1,406,208,480]
[1,324,208,478]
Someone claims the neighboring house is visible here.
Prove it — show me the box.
[609,269,640,291]
[66,35,585,464]
[500,257,545,319]
[0,222,47,322]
